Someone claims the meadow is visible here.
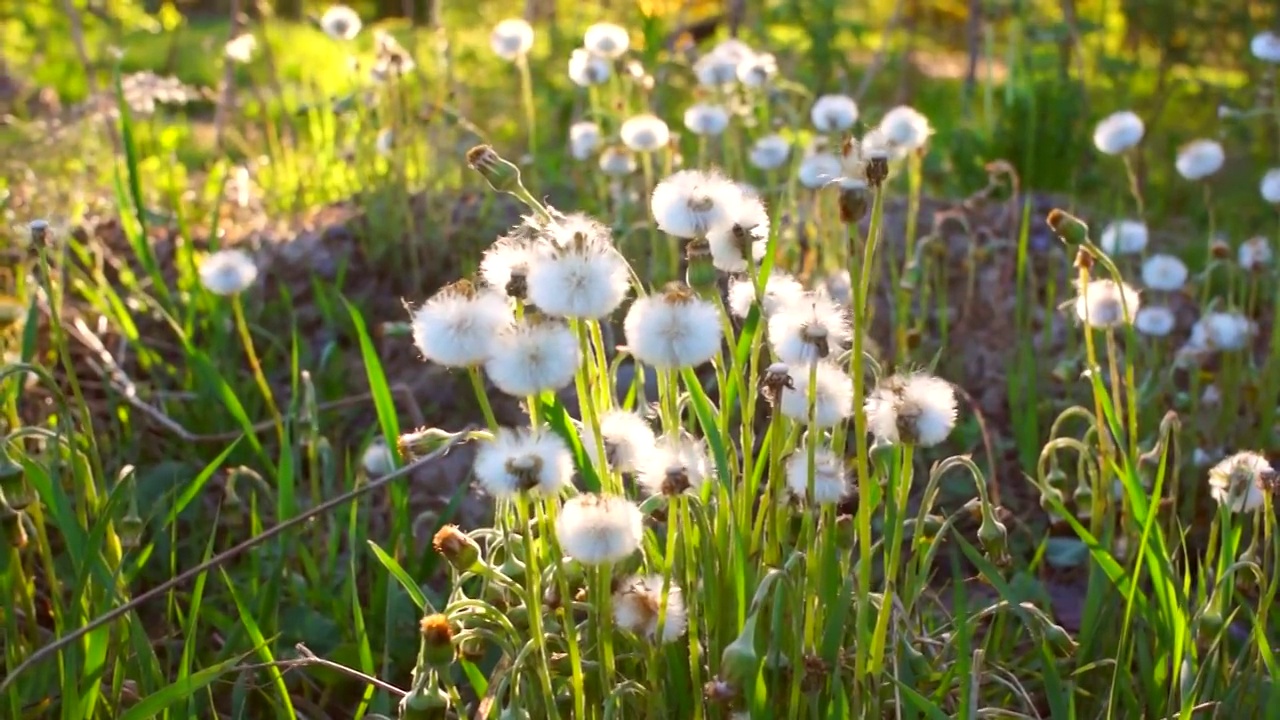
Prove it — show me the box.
[3,0,1280,718]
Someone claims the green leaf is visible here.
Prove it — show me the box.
[539,394,601,492]
[120,654,252,720]
[368,540,433,613]
[680,368,731,485]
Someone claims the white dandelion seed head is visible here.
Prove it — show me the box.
[199,249,258,296]
[768,290,852,365]
[650,169,741,239]
[1191,311,1254,351]
[779,361,855,429]
[728,272,805,319]
[785,447,849,505]
[224,34,257,63]
[527,214,629,319]
[1099,220,1149,256]
[1239,236,1273,270]
[410,281,513,367]
[878,105,933,153]
[474,426,574,498]
[683,103,731,137]
[636,434,711,496]
[620,114,671,153]
[582,410,657,475]
[1252,31,1280,63]
[810,94,859,133]
[479,234,541,298]
[1140,253,1188,292]
[623,284,723,370]
[705,189,769,272]
[584,22,630,59]
[484,318,580,397]
[736,52,778,88]
[490,18,534,61]
[569,48,612,87]
[1093,110,1144,155]
[865,373,958,447]
[570,121,602,161]
[1261,168,1280,204]
[1175,139,1225,181]
[613,575,687,643]
[599,146,637,176]
[556,493,644,565]
[320,4,362,40]
[1134,305,1176,337]
[1074,279,1141,329]
[749,134,791,171]
[1208,451,1272,514]
[797,152,842,189]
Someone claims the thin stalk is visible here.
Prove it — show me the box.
[467,366,500,431]
[517,55,538,163]
[514,500,559,719]
[231,295,283,443]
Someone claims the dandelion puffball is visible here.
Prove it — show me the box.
[490,18,534,61]
[224,34,257,63]
[727,272,805,319]
[528,214,629,319]
[1175,140,1225,181]
[1261,168,1280,204]
[705,189,769,272]
[693,39,753,87]
[779,361,855,429]
[749,134,791,171]
[569,48,612,87]
[878,105,932,152]
[479,234,539,299]
[584,23,630,59]
[623,284,723,370]
[620,114,671,153]
[484,318,580,397]
[785,447,849,504]
[1074,279,1140,329]
[810,94,859,133]
[1208,451,1273,513]
[1239,237,1273,271]
[797,152,842,189]
[473,427,574,498]
[599,146,638,177]
[683,103,730,137]
[613,575,688,643]
[768,291,852,364]
[556,494,644,565]
[199,249,258,296]
[411,281,513,368]
[865,372,958,447]
[582,410,657,475]
[1134,305,1176,337]
[1191,311,1253,351]
[650,169,739,238]
[320,5,362,40]
[1092,110,1144,155]
[636,435,711,496]
[1252,31,1280,63]
[1099,220,1148,256]
[1140,254,1188,292]
[570,121,602,161]
[736,52,778,88]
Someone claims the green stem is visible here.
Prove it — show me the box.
[232,295,283,443]
[467,366,499,431]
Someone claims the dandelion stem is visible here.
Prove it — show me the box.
[467,366,500,431]
[232,295,283,444]
[517,55,539,164]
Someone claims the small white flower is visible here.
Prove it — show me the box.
[613,575,687,643]
[1093,110,1144,155]
[569,48,612,86]
[1252,31,1280,63]
[797,152,842,189]
[570,121,602,160]
[584,23,630,59]
[1239,236,1273,270]
[1099,220,1148,256]
[361,440,394,476]
[1140,254,1188,292]
[480,234,540,299]
[599,146,638,177]
[490,18,534,61]
[768,291,851,364]
[624,284,722,370]
[693,39,753,87]
[865,372,958,447]
[1134,306,1176,337]
[785,447,849,504]
[683,103,730,136]
[736,52,778,88]
[810,94,859,133]
[410,281,513,367]
[1208,451,1273,513]
[779,361,855,429]
[650,169,740,239]
[636,435,711,496]
[484,318,580,397]
[556,493,644,564]
[749,134,791,171]
[877,105,932,153]
[728,272,805,318]
[620,114,670,153]
[1073,279,1140,329]
[528,214,630,319]
[1191,311,1253,351]
[1175,139,1225,181]
[224,34,257,63]
[199,249,258,295]
[320,5,362,40]
[1261,168,1280,204]
[474,427,573,498]
[705,189,769,272]
[582,410,656,474]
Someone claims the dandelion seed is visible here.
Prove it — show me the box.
[865,372,958,447]
[614,575,688,643]
[779,361,855,429]
[582,410,657,474]
[683,103,731,137]
[810,94,858,133]
[473,427,573,498]
[199,249,258,296]
[749,134,791,171]
[556,493,644,564]
[624,283,722,370]
[736,52,778,88]
[637,435,711,496]
[650,169,740,239]
[1175,140,1225,181]
[706,189,769,272]
[877,105,932,153]
[1261,168,1280,204]
[1073,279,1140,329]
[727,272,805,319]
[797,152,842,189]
[1190,311,1253,351]
[1252,31,1280,63]
[1239,236,1273,271]
[528,214,630,319]
[1099,220,1148,256]
[320,4,362,40]
[1140,254,1188,292]
[484,317,580,397]
[768,290,852,364]
[224,34,257,63]
[570,121,602,161]
[1134,305,1176,337]
[569,48,612,86]
[620,114,670,153]
[584,22,630,59]
[490,18,534,61]
[1208,451,1273,513]
[1092,110,1144,155]
[785,447,849,504]
[599,146,638,177]
[410,280,513,367]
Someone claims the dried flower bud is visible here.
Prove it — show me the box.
[467,144,523,194]
[418,613,456,668]
[432,524,481,573]
[398,427,458,460]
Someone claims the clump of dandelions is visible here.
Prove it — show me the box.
[636,435,711,496]
[1092,110,1144,155]
[749,134,790,171]
[785,447,850,504]
[728,271,805,318]
[199,249,258,296]
[1208,451,1274,514]
[484,317,580,398]
[866,373,958,447]
[650,169,740,238]
[613,575,688,643]
[1175,139,1225,181]
[320,4,362,40]
[620,114,671,153]
[1140,254,1188,292]
[779,361,855,429]
[582,410,657,475]
[473,427,574,498]
[810,94,859,133]
[1073,279,1140,329]
[1190,311,1253,352]
[736,52,778,88]
[528,214,630,319]
[1099,220,1148,256]
[768,290,851,364]
[600,146,637,177]
[583,22,630,59]
[693,39,753,87]
[556,494,644,565]
[490,18,534,61]
[624,283,723,370]
[410,280,513,368]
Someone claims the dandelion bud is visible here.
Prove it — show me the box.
[902,641,930,676]
[398,427,458,460]
[398,683,450,720]
[432,524,481,573]
[1,506,27,550]
[418,614,456,668]
[467,144,523,194]
[1209,237,1230,259]
[1038,483,1064,515]
[1073,482,1094,520]
[720,613,761,684]
[1196,608,1223,639]
[865,157,890,188]
[837,178,869,224]
[1042,620,1077,655]
[919,514,944,537]
[685,238,718,294]
[977,514,1009,566]
[760,362,794,405]
[1047,209,1089,246]
[117,513,144,549]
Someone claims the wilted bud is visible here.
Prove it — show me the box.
[432,524,481,573]
[1073,481,1094,520]
[837,178,869,224]
[418,614,456,668]
[720,612,761,683]
[703,678,737,704]
[1039,483,1065,515]
[1196,608,1223,640]
[467,145,523,194]
[865,157,890,188]
[1047,209,1089,246]
[398,427,458,460]
[977,514,1009,566]
[684,238,718,294]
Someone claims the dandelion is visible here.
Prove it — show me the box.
[841,130,892,185]
[599,146,638,177]
[797,152,842,189]
[1099,220,1148,256]
[1073,279,1140,329]
[693,40,753,87]
[727,272,805,318]
[705,189,769,272]
[1208,451,1273,513]
[484,317,580,397]
[1261,168,1280,204]
[810,94,859,133]
[556,494,644,564]
[1239,236,1273,270]
[473,427,573,498]
[526,215,629,319]
[614,575,688,643]
[224,34,257,63]
[749,134,790,171]
[320,4,362,40]
[779,361,855,429]
[490,18,534,61]
[1252,31,1280,63]
[624,283,723,370]
[410,280,513,367]
[584,23,630,59]
[865,372,958,447]
[636,435,711,496]
[683,103,730,137]
[1191,311,1253,351]
[199,249,258,296]
[569,48,612,87]
[1140,254,1188,292]
[620,114,671,153]
[785,447,850,504]
[570,121,602,161]
[1175,140,1225,181]
[736,52,778,88]
[582,410,657,474]
[877,105,932,153]
[1092,110,1144,155]
[1134,305,1176,337]
[650,169,740,238]
[768,290,851,364]
[480,235,540,300]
